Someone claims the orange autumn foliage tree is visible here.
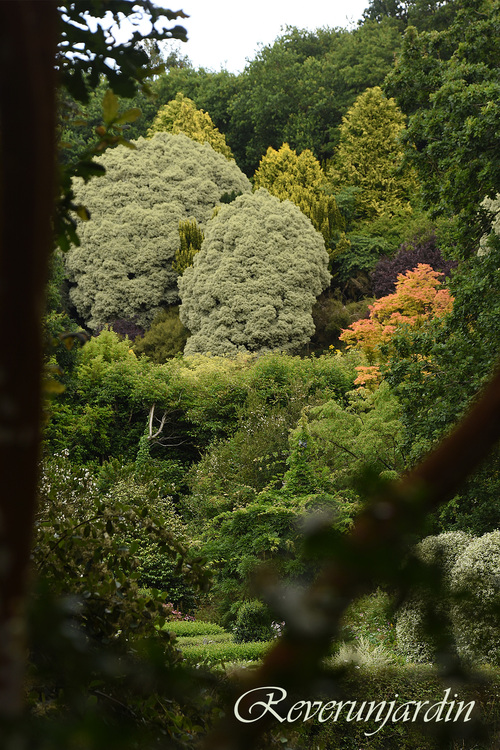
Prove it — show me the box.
[340,263,454,384]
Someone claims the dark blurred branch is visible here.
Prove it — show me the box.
[204,362,500,749]
[0,0,58,716]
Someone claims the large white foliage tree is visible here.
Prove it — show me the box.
[179,188,331,355]
[66,132,251,330]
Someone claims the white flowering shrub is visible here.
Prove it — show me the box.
[479,193,500,255]
[178,188,331,355]
[35,453,207,643]
[417,531,474,579]
[66,132,251,330]
[396,531,473,663]
[450,530,500,665]
[271,621,285,639]
[38,449,101,516]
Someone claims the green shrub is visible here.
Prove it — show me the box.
[34,459,207,651]
[183,351,360,517]
[138,558,198,612]
[450,530,500,665]
[297,381,405,491]
[396,531,474,663]
[201,492,319,625]
[185,402,293,509]
[175,633,233,647]
[244,350,358,405]
[180,640,271,666]
[163,620,226,637]
[233,600,274,643]
[341,589,397,651]
[174,352,250,446]
[286,663,498,750]
[133,306,189,362]
[311,293,370,350]
[97,477,204,614]
[46,329,168,463]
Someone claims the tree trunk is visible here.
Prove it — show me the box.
[0,0,57,715]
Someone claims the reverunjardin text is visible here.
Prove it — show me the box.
[234,687,475,736]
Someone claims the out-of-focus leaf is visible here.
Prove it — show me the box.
[43,379,66,395]
[76,205,90,221]
[115,108,141,125]
[102,89,119,124]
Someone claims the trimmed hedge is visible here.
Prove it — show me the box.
[176,633,233,647]
[162,620,226,637]
[279,664,500,750]
[180,640,272,666]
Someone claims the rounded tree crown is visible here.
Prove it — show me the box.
[67,132,251,330]
[179,188,331,356]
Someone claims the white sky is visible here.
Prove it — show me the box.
[159,0,370,72]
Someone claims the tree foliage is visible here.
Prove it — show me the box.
[253,143,342,245]
[147,92,234,158]
[371,229,456,298]
[173,218,205,275]
[133,307,189,363]
[66,132,251,329]
[151,65,241,142]
[179,189,331,355]
[362,0,462,31]
[292,381,405,488]
[57,3,188,104]
[58,20,403,178]
[329,86,419,220]
[384,200,500,475]
[227,21,403,174]
[385,0,500,254]
[30,452,213,747]
[7,1,500,745]
[340,264,453,382]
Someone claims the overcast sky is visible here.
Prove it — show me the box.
[158,0,370,72]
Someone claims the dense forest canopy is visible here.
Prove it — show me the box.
[2,0,500,748]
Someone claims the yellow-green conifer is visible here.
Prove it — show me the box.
[329,86,419,220]
[254,143,342,245]
[147,92,234,159]
[173,218,205,275]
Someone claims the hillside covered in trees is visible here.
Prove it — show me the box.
[2,1,500,748]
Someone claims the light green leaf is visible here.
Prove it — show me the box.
[102,89,119,124]
[115,107,141,125]
[76,204,90,221]
[43,379,66,395]
[117,138,137,150]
